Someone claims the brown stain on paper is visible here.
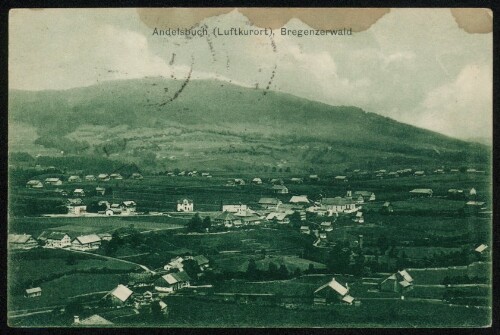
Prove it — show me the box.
[24,7,492,34]
[450,8,492,34]
[137,8,390,32]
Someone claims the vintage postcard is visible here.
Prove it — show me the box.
[8,8,492,327]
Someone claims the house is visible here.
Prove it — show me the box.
[110,203,122,215]
[25,287,42,298]
[98,174,110,181]
[266,212,290,224]
[214,211,240,227]
[121,201,137,215]
[270,178,283,185]
[289,195,310,205]
[258,198,282,210]
[44,177,62,186]
[469,188,477,196]
[222,204,248,215]
[110,173,123,180]
[26,180,43,189]
[39,231,71,248]
[252,178,262,185]
[380,269,414,294]
[241,214,263,225]
[201,172,211,177]
[387,171,399,178]
[300,226,310,234]
[98,233,113,241]
[414,171,425,176]
[85,175,96,181]
[320,197,357,214]
[313,278,354,305]
[309,175,320,181]
[177,199,194,212]
[193,255,210,270]
[466,168,477,173]
[68,175,82,183]
[272,185,289,194]
[475,244,488,254]
[409,189,433,197]
[290,177,303,184]
[67,198,87,215]
[73,314,113,326]
[234,178,246,186]
[9,234,38,250]
[434,169,445,174]
[155,272,191,292]
[320,221,333,231]
[450,169,459,173]
[354,211,364,223]
[95,187,106,195]
[73,188,85,197]
[71,234,101,251]
[354,191,376,202]
[334,176,348,183]
[448,189,464,199]
[54,188,68,196]
[381,202,394,214]
[108,284,134,305]
[164,256,185,271]
[131,172,143,180]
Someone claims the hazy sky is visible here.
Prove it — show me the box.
[9,8,492,141]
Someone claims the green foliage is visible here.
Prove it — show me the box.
[187,213,204,233]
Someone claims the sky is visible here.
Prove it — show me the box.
[9,8,492,141]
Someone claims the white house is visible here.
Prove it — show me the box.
[73,189,85,197]
[314,278,354,305]
[258,198,282,210]
[110,173,123,180]
[45,177,62,186]
[85,175,96,181]
[354,191,376,202]
[43,232,71,248]
[9,234,38,250]
[98,174,110,181]
[107,284,134,305]
[272,185,289,194]
[121,201,137,215]
[222,204,248,216]
[155,272,191,292]
[71,234,101,251]
[320,197,357,214]
[25,287,42,298]
[26,180,43,189]
[68,175,82,183]
[252,178,262,185]
[289,195,310,205]
[177,199,194,212]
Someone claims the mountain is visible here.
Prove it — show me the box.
[8,77,489,172]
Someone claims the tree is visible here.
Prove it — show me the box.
[278,264,289,279]
[187,213,203,232]
[268,262,278,279]
[293,267,302,278]
[307,263,315,274]
[202,216,212,230]
[246,258,258,280]
[182,259,201,279]
[64,301,84,317]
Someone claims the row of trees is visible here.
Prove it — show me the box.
[186,213,212,232]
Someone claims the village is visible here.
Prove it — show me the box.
[8,165,492,327]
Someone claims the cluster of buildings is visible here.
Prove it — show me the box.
[26,173,143,189]
[9,231,112,251]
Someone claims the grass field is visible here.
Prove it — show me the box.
[160,295,491,327]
